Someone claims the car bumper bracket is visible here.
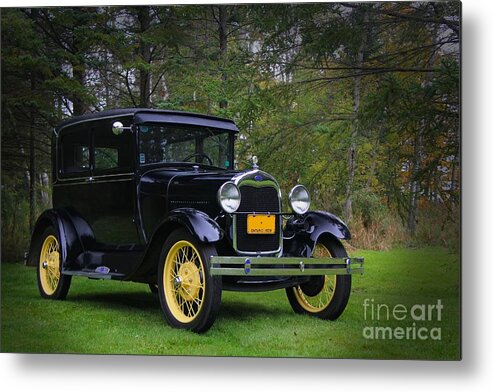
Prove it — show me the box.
[209,256,364,276]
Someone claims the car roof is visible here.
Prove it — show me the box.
[55,108,240,134]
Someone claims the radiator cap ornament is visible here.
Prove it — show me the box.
[251,155,259,169]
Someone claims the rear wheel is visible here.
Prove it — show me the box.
[158,229,222,333]
[36,226,72,300]
[286,236,351,320]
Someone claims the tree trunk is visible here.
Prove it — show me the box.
[365,128,383,190]
[407,28,438,234]
[138,6,152,108]
[218,5,228,109]
[71,64,87,115]
[27,70,37,234]
[29,120,36,234]
[344,9,368,222]
[407,129,422,234]
[39,172,50,206]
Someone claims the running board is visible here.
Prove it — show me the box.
[62,270,126,280]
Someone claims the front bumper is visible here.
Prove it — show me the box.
[209,256,364,276]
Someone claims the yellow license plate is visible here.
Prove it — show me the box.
[247,214,276,234]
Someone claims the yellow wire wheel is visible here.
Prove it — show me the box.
[293,274,337,313]
[163,240,206,323]
[39,235,61,295]
[36,226,71,300]
[286,236,352,320]
[158,229,222,333]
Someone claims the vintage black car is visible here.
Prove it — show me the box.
[29,108,364,332]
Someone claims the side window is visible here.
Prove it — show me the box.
[95,147,118,170]
[59,125,90,177]
[93,119,132,174]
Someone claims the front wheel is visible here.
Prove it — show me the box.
[35,226,72,300]
[285,236,351,320]
[157,229,222,333]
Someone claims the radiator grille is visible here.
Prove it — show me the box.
[234,185,281,253]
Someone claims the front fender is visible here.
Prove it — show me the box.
[163,208,224,243]
[126,208,223,282]
[283,211,351,257]
[304,210,351,241]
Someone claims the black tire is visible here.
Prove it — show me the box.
[157,228,222,333]
[35,226,72,300]
[286,236,351,320]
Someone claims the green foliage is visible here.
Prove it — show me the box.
[1,3,460,257]
[352,190,389,228]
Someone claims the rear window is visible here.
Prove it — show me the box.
[59,125,90,177]
[58,118,134,178]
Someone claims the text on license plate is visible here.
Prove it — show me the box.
[247,214,276,234]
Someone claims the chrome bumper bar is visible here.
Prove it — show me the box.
[209,256,364,276]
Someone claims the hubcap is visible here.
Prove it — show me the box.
[173,276,182,289]
[176,262,201,301]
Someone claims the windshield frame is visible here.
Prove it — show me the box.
[136,122,236,170]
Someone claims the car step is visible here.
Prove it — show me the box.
[62,269,126,280]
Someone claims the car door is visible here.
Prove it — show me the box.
[53,122,94,228]
[89,117,142,247]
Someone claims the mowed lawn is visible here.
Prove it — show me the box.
[0,247,460,359]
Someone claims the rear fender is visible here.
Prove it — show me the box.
[28,208,95,270]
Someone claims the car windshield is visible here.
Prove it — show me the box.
[138,123,233,169]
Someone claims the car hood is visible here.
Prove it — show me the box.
[139,165,280,218]
[139,165,238,202]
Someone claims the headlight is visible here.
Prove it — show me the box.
[218,182,241,213]
[289,185,310,214]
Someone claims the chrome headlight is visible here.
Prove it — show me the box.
[218,182,241,213]
[289,185,310,214]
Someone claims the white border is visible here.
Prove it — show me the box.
[2,0,492,391]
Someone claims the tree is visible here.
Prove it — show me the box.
[1,3,461,260]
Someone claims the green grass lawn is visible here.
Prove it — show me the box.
[0,247,460,359]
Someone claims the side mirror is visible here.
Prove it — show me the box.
[112,121,131,135]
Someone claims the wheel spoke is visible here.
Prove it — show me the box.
[191,295,203,307]
[181,247,188,264]
[183,297,193,316]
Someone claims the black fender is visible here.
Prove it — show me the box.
[283,211,351,257]
[160,208,224,243]
[304,210,351,242]
[127,208,223,282]
[28,208,95,270]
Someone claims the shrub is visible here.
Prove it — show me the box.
[414,202,460,251]
[346,190,406,250]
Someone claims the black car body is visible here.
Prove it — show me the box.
[30,108,364,332]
